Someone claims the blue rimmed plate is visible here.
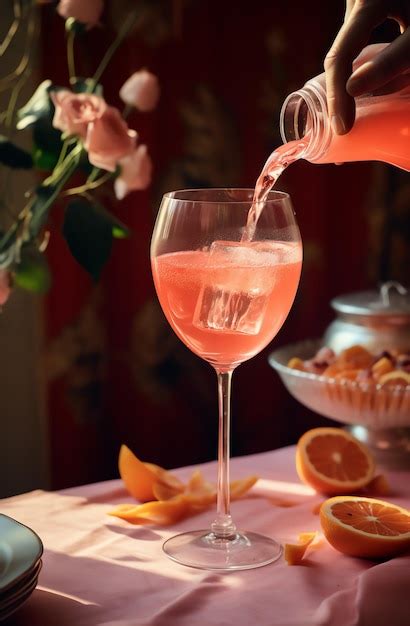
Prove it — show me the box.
[0,515,43,593]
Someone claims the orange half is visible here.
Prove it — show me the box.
[320,496,410,558]
[296,427,375,495]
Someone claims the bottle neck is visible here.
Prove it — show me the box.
[280,79,332,162]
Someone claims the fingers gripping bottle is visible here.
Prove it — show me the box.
[280,44,410,171]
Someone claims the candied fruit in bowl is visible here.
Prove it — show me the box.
[287,344,410,387]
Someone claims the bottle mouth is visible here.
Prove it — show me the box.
[279,81,331,161]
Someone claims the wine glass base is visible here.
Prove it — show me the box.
[163,530,282,571]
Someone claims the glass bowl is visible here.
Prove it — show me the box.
[269,339,410,468]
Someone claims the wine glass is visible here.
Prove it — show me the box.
[151,188,302,571]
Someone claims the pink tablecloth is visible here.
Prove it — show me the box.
[1,446,410,626]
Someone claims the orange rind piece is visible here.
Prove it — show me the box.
[339,345,373,370]
[183,470,216,508]
[119,445,184,502]
[116,446,258,525]
[371,357,394,378]
[322,363,345,378]
[379,371,410,387]
[287,357,305,371]
[152,478,185,501]
[284,532,318,565]
[108,496,190,525]
[118,445,161,502]
[230,476,259,500]
[333,369,361,382]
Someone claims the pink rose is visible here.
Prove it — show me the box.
[57,0,103,27]
[85,106,137,172]
[0,270,11,306]
[114,145,152,200]
[119,70,160,112]
[51,91,106,139]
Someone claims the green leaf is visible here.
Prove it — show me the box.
[29,146,82,240]
[112,225,129,239]
[32,146,59,171]
[17,80,65,170]
[92,201,130,239]
[71,77,103,97]
[14,247,52,293]
[32,116,64,167]
[0,136,33,169]
[16,80,53,130]
[63,199,113,281]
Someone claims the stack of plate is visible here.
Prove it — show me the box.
[0,514,43,621]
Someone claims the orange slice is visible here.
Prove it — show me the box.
[183,470,216,508]
[230,476,259,500]
[320,496,410,558]
[108,496,190,525]
[339,345,373,369]
[378,371,410,387]
[296,427,375,495]
[152,477,185,501]
[118,445,184,502]
[118,445,160,502]
[116,446,259,524]
[287,357,305,371]
[284,532,317,565]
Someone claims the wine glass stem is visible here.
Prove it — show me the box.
[211,368,237,539]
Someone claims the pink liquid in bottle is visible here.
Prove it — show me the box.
[280,44,410,172]
[245,45,409,238]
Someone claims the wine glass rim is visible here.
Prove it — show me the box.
[163,188,291,204]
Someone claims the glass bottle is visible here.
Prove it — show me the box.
[280,45,410,171]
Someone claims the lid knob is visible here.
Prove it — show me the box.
[380,282,408,308]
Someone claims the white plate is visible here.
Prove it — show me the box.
[0,515,43,593]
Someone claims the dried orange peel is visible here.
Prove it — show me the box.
[284,531,318,565]
[118,445,185,502]
[109,445,258,525]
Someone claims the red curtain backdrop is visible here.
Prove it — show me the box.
[39,1,408,489]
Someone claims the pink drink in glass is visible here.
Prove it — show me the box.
[152,241,302,369]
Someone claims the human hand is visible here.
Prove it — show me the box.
[324,0,410,135]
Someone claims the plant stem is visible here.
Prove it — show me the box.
[29,145,83,238]
[86,166,103,183]
[88,8,142,91]
[0,144,83,257]
[67,29,76,83]
[61,170,113,197]
[211,369,237,540]
[44,142,81,186]
[54,140,70,170]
